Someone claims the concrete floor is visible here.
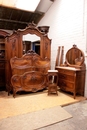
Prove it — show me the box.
[0,97,87,130]
[38,99,87,130]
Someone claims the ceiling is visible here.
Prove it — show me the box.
[0,0,54,30]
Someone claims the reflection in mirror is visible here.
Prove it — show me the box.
[23,34,40,55]
[66,45,84,66]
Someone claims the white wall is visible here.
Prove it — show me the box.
[38,0,87,97]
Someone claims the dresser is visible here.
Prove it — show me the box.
[55,45,86,99]
[56,66,85,99]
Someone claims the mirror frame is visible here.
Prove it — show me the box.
[17,22,51,60]
[65,45,85,67]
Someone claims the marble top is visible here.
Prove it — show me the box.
[48,70,58,72]
[55,66,80,71]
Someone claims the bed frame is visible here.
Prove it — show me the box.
[10,50,50,97]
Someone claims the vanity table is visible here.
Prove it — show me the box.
[55,45,86,99]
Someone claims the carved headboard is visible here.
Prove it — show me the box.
[10,50,50,75]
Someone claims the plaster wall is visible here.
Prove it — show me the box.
[38,0,87,97]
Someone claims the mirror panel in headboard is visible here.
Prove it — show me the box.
[17,22,51,60]
[23,34,40,54]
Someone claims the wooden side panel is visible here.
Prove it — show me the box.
[5,33,23,92]
[40,36,51,60]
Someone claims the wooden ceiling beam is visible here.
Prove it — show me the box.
[0,18,28,24]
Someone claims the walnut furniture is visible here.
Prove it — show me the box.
[47,70,58,95]
[0,30,9,90]
[55,45,86,99]
[10,50,50,97]
[5,23,51,93]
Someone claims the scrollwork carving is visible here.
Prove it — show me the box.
[45,43,48,50]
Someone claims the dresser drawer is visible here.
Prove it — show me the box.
[58,69,75,75]
[58,73,74,81]
[58,79,74,91]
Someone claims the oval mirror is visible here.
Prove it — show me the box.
[65,45,84,66]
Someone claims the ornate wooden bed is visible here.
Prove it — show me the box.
[10,50,50,97]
